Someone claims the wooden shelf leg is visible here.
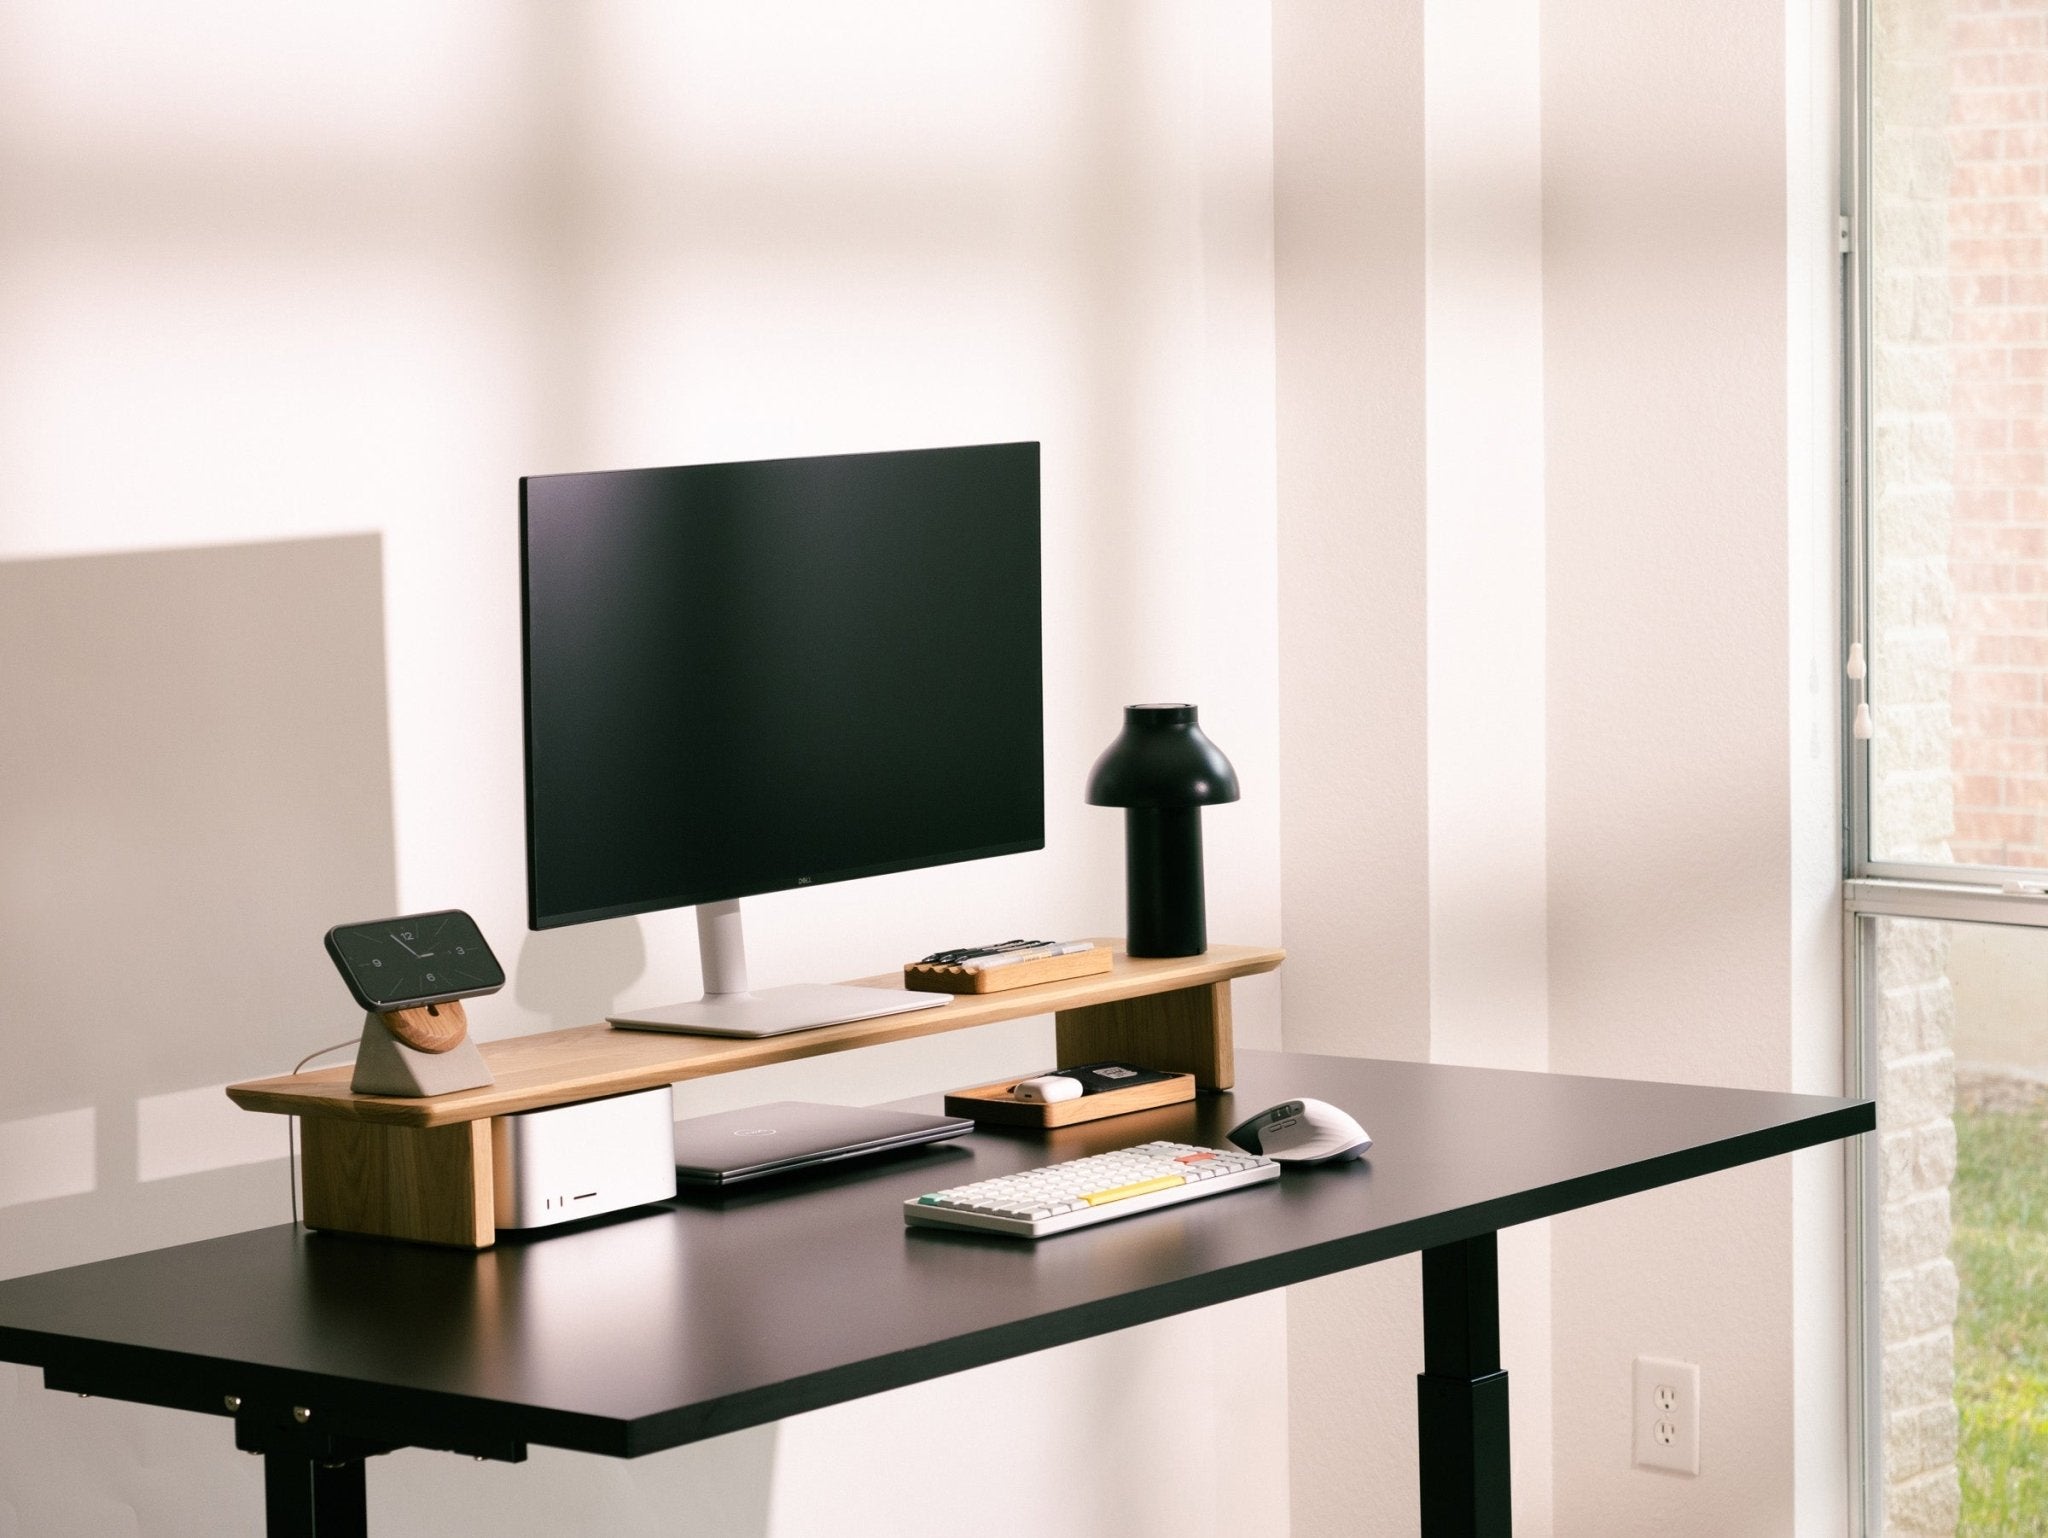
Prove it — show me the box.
[1054,980,1235,1090]
[300,1119,496,1249]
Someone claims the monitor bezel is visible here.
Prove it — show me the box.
[517,442,1045,933]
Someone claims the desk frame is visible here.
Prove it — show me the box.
[238,1233,1523,1538]
[3,1049,1871,1538]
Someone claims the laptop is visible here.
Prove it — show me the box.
[673,1101,973,1187]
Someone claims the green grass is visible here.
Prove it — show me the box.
[1954,1106,2048,1535]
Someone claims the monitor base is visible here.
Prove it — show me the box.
[607,984,949,1039]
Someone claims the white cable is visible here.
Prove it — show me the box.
[285,1038,359,1228]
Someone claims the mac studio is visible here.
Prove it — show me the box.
[0,4,1883,1538]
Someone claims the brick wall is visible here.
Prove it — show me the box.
[1874,1,1965,1532]
[1873,0,1960,869]
[1877,921,1966,1537]
[1869,2,2047,1530]
[1947,0,2048,867]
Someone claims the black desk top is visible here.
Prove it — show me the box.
[0,1051,1871,1459]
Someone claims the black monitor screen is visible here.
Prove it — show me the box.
[521,442,1043,929]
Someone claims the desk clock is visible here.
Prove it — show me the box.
[324,909,502,1096]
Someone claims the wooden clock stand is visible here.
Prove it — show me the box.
[349,999,494,1099]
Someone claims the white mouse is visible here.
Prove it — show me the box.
[1226,1098,1372,1165]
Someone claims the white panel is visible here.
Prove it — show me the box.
[1424,5,1551,1531]
[1424,0,1548,1077]
[765,1298,1287,1538]
[0,0,1286,1532]
[1542,0,1805,1532]
[1273,0,1431,1067]
[1785,0,1847,1527]
[135,1084,285,1184]
[0,0,514,159]
[1274,3,1429,1533]
[0,1108,95,1210]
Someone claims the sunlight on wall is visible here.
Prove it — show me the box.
[135,1084,288,1184]
[0,1109,95,1211]
[0,4,1283,1536]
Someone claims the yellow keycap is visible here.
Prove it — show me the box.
[1082,1175,1187,1206]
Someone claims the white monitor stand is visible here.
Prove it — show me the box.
[605,899,949,1039]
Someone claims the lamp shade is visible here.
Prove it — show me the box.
[1085,704,1240,808]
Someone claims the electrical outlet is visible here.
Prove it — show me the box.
[1632,1356,1700,1475]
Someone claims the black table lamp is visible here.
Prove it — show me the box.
[1086,703,1239,957]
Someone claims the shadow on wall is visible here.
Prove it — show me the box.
[0,528,783,1538]
[0,534,397,1278]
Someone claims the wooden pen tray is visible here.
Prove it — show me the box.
[903,945,1113,995]
[944,1069,1196,1128]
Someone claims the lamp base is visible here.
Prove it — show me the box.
[1124,806,1208,957]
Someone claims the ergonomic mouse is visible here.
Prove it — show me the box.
[1226,1098,1372,1165]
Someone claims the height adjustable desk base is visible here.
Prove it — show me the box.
[9,1054,1873,1538]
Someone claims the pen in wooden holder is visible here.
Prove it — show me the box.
[350,998,495,1097]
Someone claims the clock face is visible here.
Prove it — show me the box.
[324,910,505,1011]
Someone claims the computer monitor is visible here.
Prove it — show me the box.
[520,441,1043,1037]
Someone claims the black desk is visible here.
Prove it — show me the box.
[0,1051,1871,1538]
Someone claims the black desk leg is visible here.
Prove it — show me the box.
[1417,1232,1512,1538]
[264,1451,368,1538]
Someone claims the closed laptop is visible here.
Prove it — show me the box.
[673,1100,972,1186]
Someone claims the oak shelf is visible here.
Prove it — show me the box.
[226,938,1284,1247]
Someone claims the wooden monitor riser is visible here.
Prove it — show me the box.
[228,940,1283,1249]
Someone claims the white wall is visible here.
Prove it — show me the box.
[0,4,1285,1534]
[1543,0,1846,1532]
[1787,0,1849,1530]
[0,3,1856,1534]
[1274,1,1556,1532]
[1276,1,1843,1535]
[1272,5,1432,1532]
[1423,7,1553,1532]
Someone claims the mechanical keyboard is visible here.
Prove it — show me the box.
[902,1139,1279,1237]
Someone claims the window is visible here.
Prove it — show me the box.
[1864,0,2048,878]
[1855,1,2048,1532]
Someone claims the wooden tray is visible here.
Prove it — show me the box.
[904,945,1113,995]
[944,1069,1196,1128]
